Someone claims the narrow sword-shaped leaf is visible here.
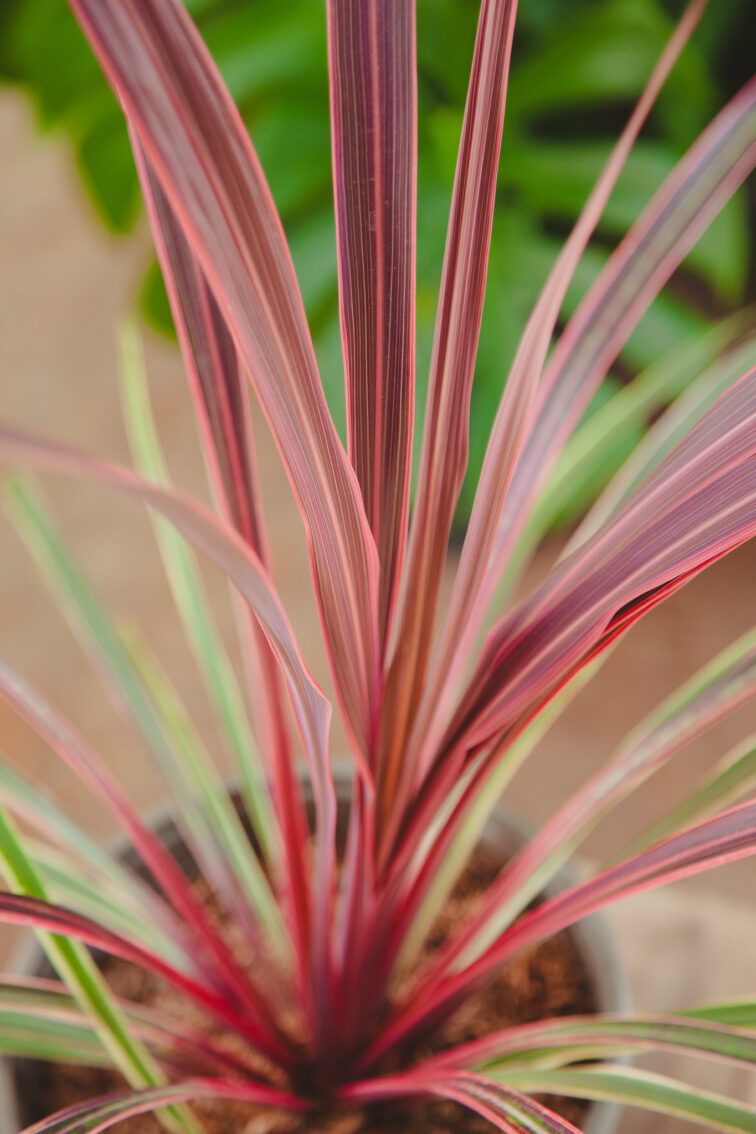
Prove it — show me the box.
[385,367,756,884]
[118,328,314,1013]
[20,1078,304,1134]
[327,0,416,648]
[483,77,756,606]
[688,1002,756,1029]
[409,0,709,784]
[0,805,191,1132]
[0,758,186,958]
[426,1074,582,1134]
[571,331,756,550]
[491,1066,756,1133]
[416,77,756,735]
[0,890,293,1055]
[66,0,380,759]
[0,975,256,1079]
[377,0,519,847]
[6,475,285,959]
[503,312,756,602]
[0,1018,108,1067]
[623,732,756,855]
[118,325,277,860]
[112,628,290,959]
[342,1071,581,1134]
[131,173,269,555]
[0,656,292,1061]
[425,1012,756,1072]
[26,841,185,962]
[0,429,332,819]
[370,798,756,1062]
[385,621,752,1011]
[437,624,756,973]
[445,368,756,768]
[388,656,609,985]
[0,426,336,1034]
[466,800,756,1027]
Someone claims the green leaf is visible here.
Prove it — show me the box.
[0,806,197,1133]
[117,327,278,865]
[495,1066,756,1133]
[5,474,284,954]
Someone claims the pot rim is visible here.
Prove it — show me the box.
[0,774,630,1134]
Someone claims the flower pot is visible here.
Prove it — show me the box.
[0,775,629,1133]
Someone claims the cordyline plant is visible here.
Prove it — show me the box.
[2,0,756,1130]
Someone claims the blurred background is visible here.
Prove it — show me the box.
[1,2,755,1128]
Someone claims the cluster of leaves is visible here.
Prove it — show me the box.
[1,1,756,1132]
[1,0,752,520]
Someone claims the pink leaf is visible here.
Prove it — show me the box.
[378,797,756,1058]
[486,76,756,609]
[0,891,288,1061]
[453,368,756,756]
[67,0,380,760]
[21,1076,304,1134]
[0,425,337,1032]
[134,148,312,1007]
[327,0,417,650]
[408,0,709,780]
[376,0,519,852]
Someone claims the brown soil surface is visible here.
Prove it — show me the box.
[16,852,596,1132]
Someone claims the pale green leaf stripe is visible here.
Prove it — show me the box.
[544,312,756,537]
[0,806,200,1134]
[571,329,756,550]
[0,759,172,928]
[119,623,288,955]
[689,1003,756,1028]
[0,1017,107,1064]
[118,325,275,861]
[5,477,283,953]
[393,654,607,981]
[476,1014,756,1069]
[0,1006,107,1065]
[627,733,756,854]
[492,312,756,603]
[29,841,185,963]
[0,978,216,1069]
[495,1066,756,1132]
[462,624,756,965]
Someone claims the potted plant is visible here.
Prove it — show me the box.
[4,0,745,527]
[0,0,756,1130]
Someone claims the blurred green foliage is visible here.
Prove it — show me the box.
[1,0,751,521]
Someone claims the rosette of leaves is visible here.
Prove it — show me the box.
[1,0,751,522]
[2,0,756,1131]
